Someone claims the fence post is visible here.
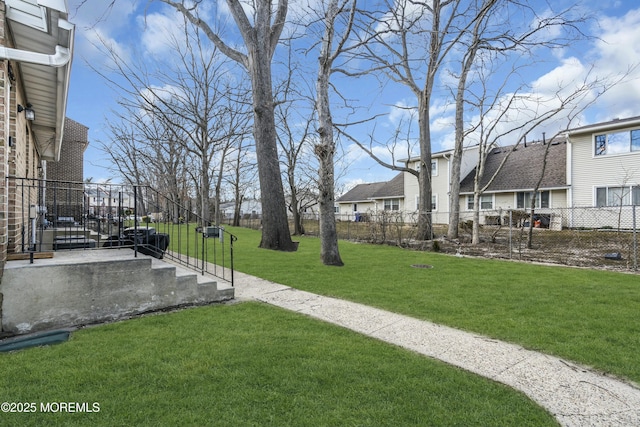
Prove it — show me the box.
[633,205,637,271]
[509,210,513,259]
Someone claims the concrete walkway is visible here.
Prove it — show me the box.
[232,271,640,427]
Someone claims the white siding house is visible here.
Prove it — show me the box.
[336,174,404,221]
[336,116,640,229]
[401,146,479,224]
[567,117,640,207]
[458,140,569,226]
[566,116,640,228]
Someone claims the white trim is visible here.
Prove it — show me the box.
[566,118,640,136]
[6,0,48,31]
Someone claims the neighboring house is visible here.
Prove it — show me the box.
[337,147,479,222]
[567,116,640,206]
[220,199,262,220]
[0,0,75,266]
[565,116,640,228]
[339,115,640,229]
[402,147,479,224]
[458,140,568,226]
[336,173,404,221]
[84,186,135,219]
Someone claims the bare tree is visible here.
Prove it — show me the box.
[163,0,297,251]
[276,99,315,236]
[311,0,362,266]
[92,17,252,227]
[271,41,317,237]
[353,0,474,240]
[226,137,258,226]
[447,0,591,240]
[467,64,626,245]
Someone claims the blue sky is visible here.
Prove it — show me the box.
[66,0,640,192]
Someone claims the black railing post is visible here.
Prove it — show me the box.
[230,233,236,287]
[201,227,205,275]
[133,185,138,257]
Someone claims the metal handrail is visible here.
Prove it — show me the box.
[7,177,237,285]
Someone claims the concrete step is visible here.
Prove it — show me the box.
[1,249,234,334]
[155,258,234,303]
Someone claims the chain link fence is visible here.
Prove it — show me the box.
[223,207,638,272]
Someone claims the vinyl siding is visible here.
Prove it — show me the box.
[570,129,640,207]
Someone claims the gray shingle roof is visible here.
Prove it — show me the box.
[338,173,404,202]
[459,141,567,193]
[372,173,404,198]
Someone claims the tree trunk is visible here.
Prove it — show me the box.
[200,149,211,227]
[448,44,476,239]
[448,129,463,239]
[290,190,304,235]
[233,194,243,227]
[314,0,344,266]
[248,44,296,251]
[416,96,433,241]
[162,0,294,250]
[472,191,481,244]
[316,142,343,266]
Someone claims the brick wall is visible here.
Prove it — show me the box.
[0,2,7,272]
[47,118,88,183]
[46,118,88,219]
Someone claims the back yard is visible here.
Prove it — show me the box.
[1,226,638,426]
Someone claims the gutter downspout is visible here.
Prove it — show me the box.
[0,44,71,67]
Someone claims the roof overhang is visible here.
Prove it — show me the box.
[336,199,375,204]
[459,186,570,196]
[4,0,75,162]
[565,116,640,137]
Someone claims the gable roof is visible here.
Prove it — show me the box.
[459,141,567,194]
[338,173,404,202]
[372,173,404,199]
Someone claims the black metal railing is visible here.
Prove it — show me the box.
[7,177,236,286]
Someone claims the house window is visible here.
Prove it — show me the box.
[466,194,493,210]
[414,195,437,210]
[414,160,438,175]
[517,191,550,209]
[594,129,640,156]
[384,199,400,211]
[596,186,640,207]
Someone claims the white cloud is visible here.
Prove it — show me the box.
[586,8,640,120]
[69,0,137,63]
[138,11,184,55]
[387,100,416,126]
[454,6,640,148]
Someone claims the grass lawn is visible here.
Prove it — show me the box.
[0,303,556,426]
[224,226,640,385]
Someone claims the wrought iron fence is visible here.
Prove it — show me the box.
[7,177,236,285]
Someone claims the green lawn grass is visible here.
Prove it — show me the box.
[3,224,636,426]
[224,226,640,385]
[0,303,556,426]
